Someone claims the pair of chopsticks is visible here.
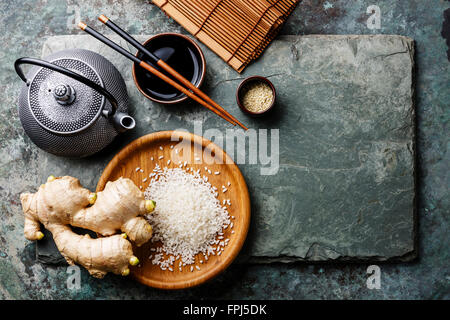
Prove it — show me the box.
[78,15,248,130]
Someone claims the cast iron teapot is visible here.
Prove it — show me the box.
[15,49,135,157]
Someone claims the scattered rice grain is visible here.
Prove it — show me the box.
[144,167,230,270]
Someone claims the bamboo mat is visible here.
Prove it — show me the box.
[152,0,301,73]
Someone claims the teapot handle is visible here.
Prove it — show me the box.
[14,57,117,117]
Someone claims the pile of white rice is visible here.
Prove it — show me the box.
[144,166,231,271]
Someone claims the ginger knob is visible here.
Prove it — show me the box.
[145,200,156,213]
[88,193,97,205]
[129,256,139,266]
[20,176,152,278]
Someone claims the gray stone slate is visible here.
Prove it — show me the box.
[39,34,415,262]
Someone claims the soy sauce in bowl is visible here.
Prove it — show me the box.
[132,33,205,104]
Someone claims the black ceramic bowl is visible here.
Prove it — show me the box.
[236,76,276,116]
[132,33,206,104]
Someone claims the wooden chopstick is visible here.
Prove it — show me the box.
[98,15,248,131]
[78,22,248,131]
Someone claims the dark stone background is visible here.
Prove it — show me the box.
[0,0,448,299]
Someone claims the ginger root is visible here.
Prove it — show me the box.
[20,176,155,278]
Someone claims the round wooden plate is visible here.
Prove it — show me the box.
[97,131,250,289]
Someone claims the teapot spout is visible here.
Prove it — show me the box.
[113,112,136,133]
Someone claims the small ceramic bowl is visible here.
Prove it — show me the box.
[132,33,206,104]
[236,76,276,116]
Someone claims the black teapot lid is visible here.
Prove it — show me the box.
[27,58,105,134]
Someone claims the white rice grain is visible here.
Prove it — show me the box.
[145,167,231,269]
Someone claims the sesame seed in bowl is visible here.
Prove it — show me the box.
[236,76,276,116]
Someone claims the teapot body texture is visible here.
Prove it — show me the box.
[16,49,133,157]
